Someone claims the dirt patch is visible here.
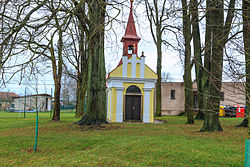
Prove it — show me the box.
[154,119,167,124]
[22,148,41,153]
[79,123,121,131]
[115,119,167,124]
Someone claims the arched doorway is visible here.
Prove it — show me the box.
[125,85,142,121]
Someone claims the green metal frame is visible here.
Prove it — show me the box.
[34,110,39,151]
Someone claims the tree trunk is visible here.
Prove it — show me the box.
[155,33,162,117]
[191,0,205,120]
[76,72,87,118]
[76,27,88,118]
[195,110,205,120]
[51,15,63,121]
[236,118,248,127]
[237,0,250,128]
[75,76,81,117]
[76,0,107,126]
[184,71,194,124]
[145,0,167,117]
[52,80,61,120]
[201,0,225,131]
[181,0,194,124]
[76,77,83,117]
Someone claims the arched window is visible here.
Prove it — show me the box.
[128,45,134,54]
[126,85,141,94]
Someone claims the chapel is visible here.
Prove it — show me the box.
[106,0,157,123]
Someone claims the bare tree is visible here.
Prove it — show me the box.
[74,0,107,125]
[25,0,72,121]
[161,72,173,82]
[236,0,250,129]
[181,0,194,124]
[145,0,178,117]
[199,0,236,131]
[191,0,204,120]
[63,15,88,118]
[0,0,49,85]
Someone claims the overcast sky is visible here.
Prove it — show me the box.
[0,1,184,96]
[1,0,244,96]
[105,0,183,78]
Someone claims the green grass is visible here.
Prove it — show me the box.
[0,112,247,167]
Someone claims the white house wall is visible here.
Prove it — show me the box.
[13,96,51,111]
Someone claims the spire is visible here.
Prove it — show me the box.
[121,0,141,42]
[117,0,141,66]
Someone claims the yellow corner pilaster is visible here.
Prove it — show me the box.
[150,88,154,122]
[111,88,117,122]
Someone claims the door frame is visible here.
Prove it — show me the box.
[123,93,143,122]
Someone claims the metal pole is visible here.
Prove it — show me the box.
[34,109,38,151]
[24,87,26,118]
[245,140,250,167]
[19,96,21,118]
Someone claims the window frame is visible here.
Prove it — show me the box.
[170,90,175,100]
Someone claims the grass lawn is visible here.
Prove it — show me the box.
[0,111,247,167]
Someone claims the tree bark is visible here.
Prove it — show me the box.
[191,0,205,120]
[52,80,61,120]
[195,110,205,120]
[145,0,168,117]
[155,34,162,117]
[201,0,225,131]
[51,13,63,121]
[181,0,194,124]
[237,0,250,128]
[76,25,88,118]
[199,0,236,132]
[75,0,107,126]
[76,71,87,118]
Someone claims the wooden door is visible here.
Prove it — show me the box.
[125,95,141,121]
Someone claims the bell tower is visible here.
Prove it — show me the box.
[121,0,141,57]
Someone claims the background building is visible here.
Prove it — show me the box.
[161,82,245,116]
[0,92,20,111]
[13,94,52,112]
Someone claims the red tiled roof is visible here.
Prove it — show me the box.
[0,92,20,99]
[118,1,140,67]
[108,0,141,79]
[121,1,140,42]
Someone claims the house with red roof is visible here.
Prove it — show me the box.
[0,92,19,111]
